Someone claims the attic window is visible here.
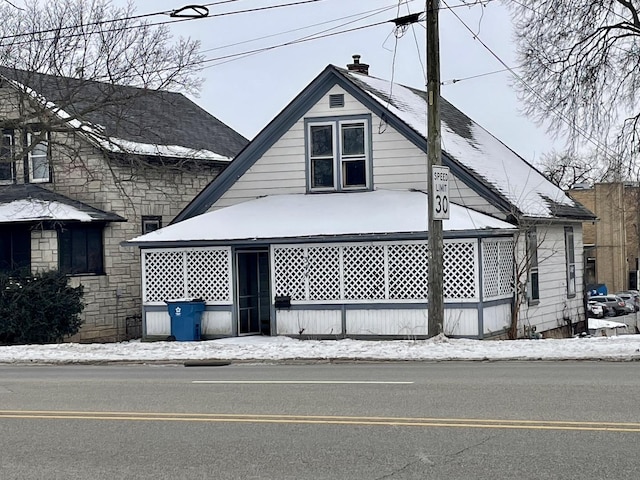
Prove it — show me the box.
[306,115,371,192]
[329,94,344,108]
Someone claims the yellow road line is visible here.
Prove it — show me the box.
[191,380,414,384]
[1,410,640,432]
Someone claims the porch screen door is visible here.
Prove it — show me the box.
[236,251,270,335]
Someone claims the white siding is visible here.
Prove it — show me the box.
[483,304,511,335]
[211,85,494,216]
[346,309,427,336]
[444,309,479,336]
[201,311,233,336]
[518,223,585,336]
[145,311,170,336]
[276,310,342,335]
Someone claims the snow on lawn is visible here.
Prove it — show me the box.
[1,334,640,364]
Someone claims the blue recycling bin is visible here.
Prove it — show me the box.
[166,299,206,341]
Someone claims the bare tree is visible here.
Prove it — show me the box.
[0,0,210,181]
[506,1,640,179]
[0,0,202,92]
[538,150,605,189]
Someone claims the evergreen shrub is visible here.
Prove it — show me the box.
[0,270,84,345]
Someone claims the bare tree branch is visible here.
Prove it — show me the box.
[506,0,640,178]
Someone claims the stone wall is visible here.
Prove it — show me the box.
[47,142,224,342]
[7,125,225,342]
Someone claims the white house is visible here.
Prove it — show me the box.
[126,56,595,340]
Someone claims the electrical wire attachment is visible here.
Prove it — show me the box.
[170,5,209,18]
[391,12,421,27]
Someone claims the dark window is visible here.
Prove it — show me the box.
[142,216,162,234]
[341,123,366,187]
[0,130,15,183]
[310,124,334,188]
[59,224,104,275]
[0,225,30,273]
[564,226,576,297]
[307,118,370,191]
[526,229,539,303]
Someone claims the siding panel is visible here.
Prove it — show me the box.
[346,309,427,336]
[276,309,342,335]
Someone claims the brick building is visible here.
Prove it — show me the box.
[569,182,640,293]
[0,67,247,341]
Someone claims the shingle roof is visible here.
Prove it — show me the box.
[0,184,125,223]
[338,68,595,221]
[0,67,248,160]
[174,64,596,223]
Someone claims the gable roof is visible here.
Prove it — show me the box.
[127,189,515,247]
[0,184,125,223]
[0,67,248,161]
[174,64,594,224]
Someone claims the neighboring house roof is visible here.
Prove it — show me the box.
[0,184,125,223]
[127,189,515,247]
[174,65,595,223]
[0,67,248,161]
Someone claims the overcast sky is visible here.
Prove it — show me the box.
[128,0,562,164]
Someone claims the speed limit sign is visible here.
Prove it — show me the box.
[432,165,450,220]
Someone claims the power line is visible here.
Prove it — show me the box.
[199,3,400,57]
[0,0,330,46]
[195,19,391,69]
[441,0,620,163]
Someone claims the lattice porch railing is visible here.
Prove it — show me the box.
[272,239,480,303]
[481,238,514,300]
[142,247,232,303]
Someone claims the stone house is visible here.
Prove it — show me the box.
[0,67,248,342]
[569,182,640,293]
[127,57,595,340]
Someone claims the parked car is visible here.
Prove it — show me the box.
[587,300,605,318]
[588,295,628,316]
[615,291,640,312]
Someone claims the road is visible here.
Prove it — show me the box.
[1,361,639,479]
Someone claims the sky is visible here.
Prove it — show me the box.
[0,325,638,364]
[124,0,563,165]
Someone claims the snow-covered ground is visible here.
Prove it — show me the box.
[1,333,640,364]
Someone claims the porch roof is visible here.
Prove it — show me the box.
[127,189,515,245]
[0,184,125,223]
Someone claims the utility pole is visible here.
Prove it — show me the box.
[426,0,444,337]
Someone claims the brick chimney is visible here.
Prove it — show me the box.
[346,54,369,75]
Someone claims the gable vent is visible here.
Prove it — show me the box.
[329,94,344,108]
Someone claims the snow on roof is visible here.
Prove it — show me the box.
[0,68,242,162]
[129,189,514,244]
[94,137,231,161]
[0,199,93,222]
[341,70,583,219]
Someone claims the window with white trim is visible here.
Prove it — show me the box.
[0,130,14,184]
[26,131,50,183]
[565,226,576,297]
[307,117,370,191]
